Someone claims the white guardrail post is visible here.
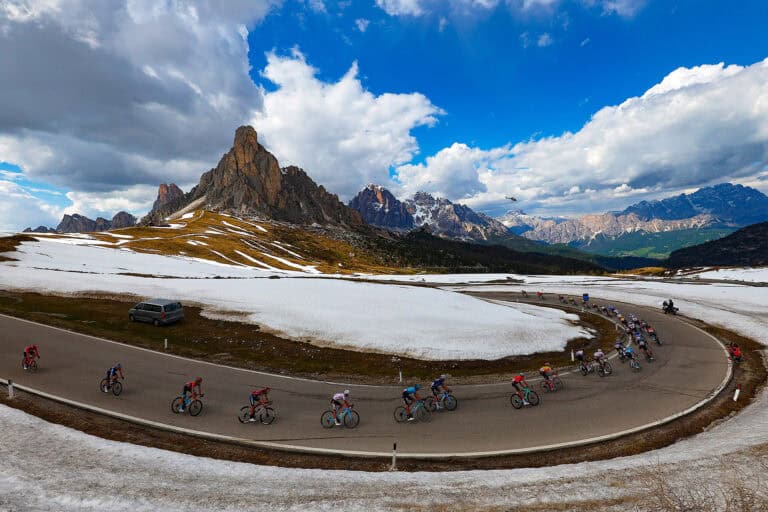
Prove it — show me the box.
[8,379,14,399]
[390,442,397,471]
[164,338,168,351]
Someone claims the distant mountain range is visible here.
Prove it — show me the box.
[500,183,768,258]
[666,222,768,267]
[24,211,136,234]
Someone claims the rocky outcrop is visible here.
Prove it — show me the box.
[404,192,509,241]
[110,211,137,229]
[348,185,414,230]
[22,226,55,233]
[143,126,361,226]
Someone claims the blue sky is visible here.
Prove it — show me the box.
[0,0,767,229]
[248,0,768,161]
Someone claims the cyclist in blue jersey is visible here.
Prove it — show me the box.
[402,384,422,421]
[103,363,124,391]
[430,375,451,409]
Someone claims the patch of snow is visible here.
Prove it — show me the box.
[186,240,208,247]
[233,250,283,271]
[102,233,134,239]
[181,212,196,219]
[270,242,304,259]
[688,267,768,283]
[259,252,320,274]
[204,229,225,235]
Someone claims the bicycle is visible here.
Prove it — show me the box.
[394,399,431,422]
[320,404,359,428]
[628,358,642,371]
[21,357,38,372]
[510,386,540,409]
[540,372,564,392]
[425,390,458,412]
[641,348,655,362]
[171,393,204,416]
[238,401,276,425]
[99,377,123,396]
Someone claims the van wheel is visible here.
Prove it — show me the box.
[152,319,159,326]
[129,314,135,322]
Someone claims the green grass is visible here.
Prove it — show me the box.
[576,228,736,258]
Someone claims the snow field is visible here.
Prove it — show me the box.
[0,240,589,360]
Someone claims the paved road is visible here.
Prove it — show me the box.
[0,296,729,456]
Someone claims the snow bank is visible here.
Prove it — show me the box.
[0,240,589,359]
[691,266,768,283]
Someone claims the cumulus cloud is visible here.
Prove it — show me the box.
[375,0,423,16]
[375,0,644,17]
[395,59,768,216]
[0,0,274,210]
[537,32,552,46]
[251,49,443,199]
[355,18,370,32]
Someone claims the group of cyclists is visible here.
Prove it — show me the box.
[18,298,685,426]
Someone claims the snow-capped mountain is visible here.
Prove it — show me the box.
[348,184,414,230]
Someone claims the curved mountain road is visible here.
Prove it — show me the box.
[0,297,730,457]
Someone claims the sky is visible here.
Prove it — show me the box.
[0,0,767,230]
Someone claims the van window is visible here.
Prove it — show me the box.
[135,303,146,310]
[164,303,180,312]
[149,304,162,313]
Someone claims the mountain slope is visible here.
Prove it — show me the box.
[666,222,768,267]
[348,184,414,230]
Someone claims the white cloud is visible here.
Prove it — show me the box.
[395,58,768,216]
[580,37,590,46]
[252,49,443,199]
[375,0,423,16]
[308,0,326,13]
[537,32,552,46]
[63,185,158,220]
[355,18,370,32]
[598,0,646,17]
[0,180,60,231]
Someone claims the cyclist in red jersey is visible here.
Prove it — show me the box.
[22,344,41,369]
[511,374,531,405]
[247,386,271,421]
[179,377,203,413]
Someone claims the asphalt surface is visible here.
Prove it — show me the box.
[0,296,729,456]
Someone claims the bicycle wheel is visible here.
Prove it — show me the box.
[171,397,183,414]
[344,410,360,428]
[189,399,203,416]
[580,365,588,376]
[320,410,336,428]
[415,405,431,423]
[597,365,606,378]
[238,406,252,423]
[424,396,437,412]
[99,378,110,393]
[553,377,564,391]
[30,360,38,372]
[540,380,551,393]
[510,394,523,409]
[443,395,458,411]
[527,391,540,406]
[394,406,408,423]
[603,361,613,375]
[260,407,277,425]
[111,381,123,396]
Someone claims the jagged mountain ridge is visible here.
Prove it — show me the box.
[348,184,414,230]
[143,126,361,227]
[23,211,137,234]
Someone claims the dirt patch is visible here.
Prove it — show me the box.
[1,320,763,472]
[0,234,36,262]
[0,291,612,384]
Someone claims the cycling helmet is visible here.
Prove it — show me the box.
[414,384,421,390]
[195,377,203,384]
[115,363,122,369]
[343,389,350,396]
[544,363,550,367]
[439,374,446,380]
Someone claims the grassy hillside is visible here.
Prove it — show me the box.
[15,211,604,275]
[575,228,735,259]
[666,222,768,267]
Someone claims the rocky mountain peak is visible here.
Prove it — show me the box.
[349,184,414,230]
[142,125,360,226]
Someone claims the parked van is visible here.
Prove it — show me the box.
[128,299,184,326]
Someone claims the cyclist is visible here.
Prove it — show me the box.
[593,348,606,369]
[637,337,653,359]
[178,377,203,413]
[729,344,743,363]
[430,375,451,409]
[22,344,41,370]
[574,349,586,371]
[512,374,531,404]
[539,363,553,390]
[614,338,625,358]
[624,346,636,363]
[402,384,422,421]
[247,386,271,422]
[104,363,124,390]
[331,389,350,425]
